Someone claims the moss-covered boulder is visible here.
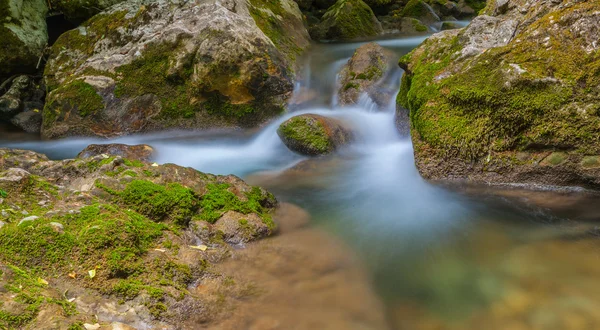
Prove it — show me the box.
[42,0,311,140]
[398,0,600,189]
[0,0,48,80]
[311,0,383,41]
[337,42,396,107]
[0,147,279,328]
[277,114,353,156]
[49,0,126,23]
[400,0,441,24]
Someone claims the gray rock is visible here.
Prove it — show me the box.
[0,0,49,79]
[77,144,155,162]
[49,222,64,233]
[459,15,519,58]
[337,42,396,107]
[19,215,39,225]
[212,211,271,245]
[42,0,310,139]
[0,76,30,121]
[11,110,42,133]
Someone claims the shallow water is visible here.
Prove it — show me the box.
[3,34,600,330]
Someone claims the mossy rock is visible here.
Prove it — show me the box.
[0,0,48,80]
[401,0,441,24]
[42,0,310,139]
[311,0,383,41]
[277,114,353,156]
[0,147,280,327]
[397,1,600,188]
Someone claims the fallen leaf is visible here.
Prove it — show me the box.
[37,278,48,285]
[154,248,166,253]
[88,269,96,279]
[151,163,159,167]
[68,272,77,279]
[190,245,208,251]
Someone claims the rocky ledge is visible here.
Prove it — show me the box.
[398,0,600,189]
[0,147,279,328]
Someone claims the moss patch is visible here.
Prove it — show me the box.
[277,115,332,155]
[318,0,382,41]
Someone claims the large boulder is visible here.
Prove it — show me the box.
[277,114,353,156]
[49,0,127,23]
[42,0,311,140]
[398,0,600,189]
[0,0,48,80]
[337,42,396,107]
[311,0,383,41]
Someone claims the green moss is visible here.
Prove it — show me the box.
[412,19,428,32]
[582,156,600,168]
[320,0,381,40]
[278,116,331,155]
[401,0,427,18]
[248,0,304,61]
[398,1,600,168]
[119,180,199,226]
[44,79,104,121]
[344,82,360,90]
[543,152,567,166]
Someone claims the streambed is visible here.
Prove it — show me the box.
[2,34,600,330]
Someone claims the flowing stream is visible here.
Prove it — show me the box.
[3,34,600,329]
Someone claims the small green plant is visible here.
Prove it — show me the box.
[0,189,7,198]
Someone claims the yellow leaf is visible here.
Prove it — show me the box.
[88,269,96,279]
[37,278,48,285]
[189,245,208,251]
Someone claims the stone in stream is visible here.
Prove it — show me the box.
[400,0,441,25]
[310,0,383,41]
[77,143,156,162]
[42,0,310,139]
[277,114,353,156]
[398,0,600,189]
[337,42,396,107]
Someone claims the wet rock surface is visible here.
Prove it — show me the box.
[337,42,397,107]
